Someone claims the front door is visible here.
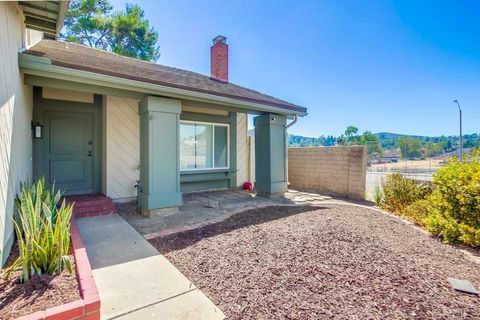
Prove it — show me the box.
[44,111,95,194]
[33,89,102,195]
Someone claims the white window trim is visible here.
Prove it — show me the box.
[180,120,230,172]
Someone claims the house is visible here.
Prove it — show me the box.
[0,1,307,266]
[380,149,400,163]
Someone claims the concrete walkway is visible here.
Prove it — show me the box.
[76,215,225,320]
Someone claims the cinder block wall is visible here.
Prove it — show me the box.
[288,146,367,199]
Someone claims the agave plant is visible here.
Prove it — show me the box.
[3,178,73,283]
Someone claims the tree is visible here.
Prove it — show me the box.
[337,126,360,146]
[398,137,422,159]
[61,0,160,61]
[360,131,383,159]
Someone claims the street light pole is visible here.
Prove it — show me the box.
[453,100,463,162]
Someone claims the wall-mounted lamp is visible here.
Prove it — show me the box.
[31,122,43,139]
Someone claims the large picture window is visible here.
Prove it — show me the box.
[180,121,229,171]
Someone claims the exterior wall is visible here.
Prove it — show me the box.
[0,3,36,266]
[288,146,367,199]
[102,99,248,199]
[236,113,248,186]
[103,96,140,200]
[25,28,43,48]
[247,135,255,183]
[43,87,94,104]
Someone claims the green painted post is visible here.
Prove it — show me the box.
[138,96,182,214]
[254,114,288,195]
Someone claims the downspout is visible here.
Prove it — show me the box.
[285,115,298,190]
[285,114,298,129]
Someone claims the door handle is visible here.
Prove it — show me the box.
[87,151,92,157]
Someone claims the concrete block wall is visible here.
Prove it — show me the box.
[288,146,367,199]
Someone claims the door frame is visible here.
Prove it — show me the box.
[33,87,103,195]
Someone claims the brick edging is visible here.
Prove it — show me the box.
[17,219,101,320]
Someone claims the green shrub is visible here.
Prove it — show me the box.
[380,173,431,214]
[373,181,383,206]
[424,212,462,243]
[430,150,480,228]
[376,150,480,247]
[3,178,73,283]
[402,199,432,227]
[422,150,480,247]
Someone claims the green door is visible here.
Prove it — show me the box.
[33,90,102,195]
[44,111,96,194]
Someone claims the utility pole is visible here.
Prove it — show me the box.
[453,100,463,162]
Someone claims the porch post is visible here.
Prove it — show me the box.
[254,114,288,195]
[138,96,182,215]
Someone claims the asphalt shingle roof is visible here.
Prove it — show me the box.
[25,40,306,113]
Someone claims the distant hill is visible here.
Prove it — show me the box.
[375,132,425,140]
[287,131,480,152]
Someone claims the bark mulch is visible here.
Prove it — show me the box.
[149,203,480,320]
[0,241,81,320]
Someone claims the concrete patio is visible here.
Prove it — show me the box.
[76,214,225,320]
[118,189,333,238]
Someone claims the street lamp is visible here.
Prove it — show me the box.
[453,100,463,162]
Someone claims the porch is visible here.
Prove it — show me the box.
[117,189,333,238]
[30,86,294,216]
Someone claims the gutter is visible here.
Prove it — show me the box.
[18,52,308,117]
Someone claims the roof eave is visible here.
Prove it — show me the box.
[19,1,70,38]
[56,1,69,36]
[19,52,307,116]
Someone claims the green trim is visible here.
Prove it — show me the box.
[181,172,232,193]
[229,112,237,188]
[25,75,145,100]
[181,180,229,193]
[180,112,231,124]
[33,87,103,195]
[178,112,237,191]
[139,96,182,210]
[254,114,288,194]
[181,170,233,182]
[19,53,307,116]
[139,96,182,114]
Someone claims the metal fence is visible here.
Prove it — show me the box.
[365,157,443,200]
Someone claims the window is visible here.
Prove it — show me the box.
[180,121,229,171]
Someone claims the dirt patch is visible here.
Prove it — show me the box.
[0,241,81,320]
[150,204,480,319]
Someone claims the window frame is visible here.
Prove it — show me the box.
[179,120,230,172]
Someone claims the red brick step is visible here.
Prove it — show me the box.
[63,194,117,218]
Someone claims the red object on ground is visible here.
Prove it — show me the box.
[243,182,253,190]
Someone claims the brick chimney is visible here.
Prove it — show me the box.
[210,35,228,82]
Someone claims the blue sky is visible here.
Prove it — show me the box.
[110,0,480,137]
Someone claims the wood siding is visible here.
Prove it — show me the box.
[104,96,140,200]
[0,3,35,266]
[236,113,248,186]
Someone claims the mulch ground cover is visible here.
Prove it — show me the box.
[150,203,480,319]
[0,241,81,320]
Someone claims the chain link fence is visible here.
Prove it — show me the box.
[365,157,446,200]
